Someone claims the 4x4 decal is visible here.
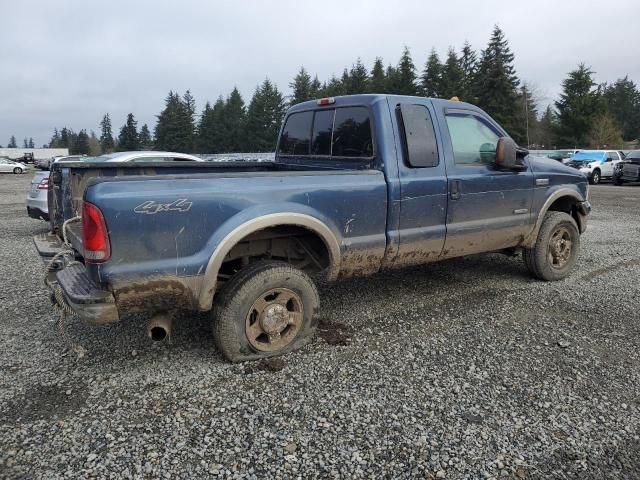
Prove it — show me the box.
[134,199,192,215]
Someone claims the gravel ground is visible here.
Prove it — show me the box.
[1,172,639,479]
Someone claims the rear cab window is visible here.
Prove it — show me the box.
[278,106,373,159]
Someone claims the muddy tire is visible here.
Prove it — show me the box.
[212,260,319,362]
[13,167,22,174]
[524,211,580,281]
[589,169,600,185]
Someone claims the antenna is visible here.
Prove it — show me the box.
[524,85,530,148]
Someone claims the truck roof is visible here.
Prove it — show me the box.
[287,94,480,114]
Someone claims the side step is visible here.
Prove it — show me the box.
[33,232,65,257]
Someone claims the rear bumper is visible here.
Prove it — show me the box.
[26,195,49,220]
[27,206,49,221]
[33,233,119,325]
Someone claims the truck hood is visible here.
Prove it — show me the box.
[529,155,588,179]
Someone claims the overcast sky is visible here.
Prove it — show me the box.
[1,0,638,147]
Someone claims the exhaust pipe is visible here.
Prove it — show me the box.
[147,312,173,342]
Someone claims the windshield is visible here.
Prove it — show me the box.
[626,151,640,160]
[570,151,605,162]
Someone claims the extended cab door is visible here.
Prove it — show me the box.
[389,100,448,267]
[439,109,535,257]
[602,151,620,177]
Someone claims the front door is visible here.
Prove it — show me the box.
[441,111,535,257]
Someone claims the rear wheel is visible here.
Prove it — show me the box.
[213,260,319,362]
[13,167,22,174]
[589,169,601,185]
[524,212,580,281]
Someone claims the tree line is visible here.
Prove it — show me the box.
[38,26,640,155]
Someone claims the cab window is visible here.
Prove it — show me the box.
[446,113,500,165]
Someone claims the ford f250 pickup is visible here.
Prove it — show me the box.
[35,95,591,362]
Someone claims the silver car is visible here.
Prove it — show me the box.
[0,158,30,174]
[26,151,202,221]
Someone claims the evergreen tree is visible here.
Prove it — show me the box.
[182,90,197,150]
[197,97,226,153]
[440,48,464,99]
[395,47,418,95]
[99,113,115,153]
[474,26,523,143]
[515,83,539,147]
[138,124,153,149]
[8,136,17,148]
[28,137,35,148]
[118,113,139,151]
[88,130,101,155]
[344,58,369,94]
[537,106,559,148]
[49,129,60,148]
[603,77,640,140]
[221,87,247,152]
[421,49,443,97]
[310,75,322,98]
[385,65,399,93]
[290,67,314,105]
[459,41,478,102]
[154,91,194,152]
[555,63,603,147]
[368,57,387,93]
[72,130,90,155]
[245,79,286,152]
[22,138,28,148]
[322,74,345,97]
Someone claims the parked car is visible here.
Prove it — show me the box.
[547,149,578,163]
[26,171,51,220]
[566,150,625,184]
[0,158,30,174]
[35,95,591,362]
[614,150,640,185]
[36,155,85,170]
[26,152,202,222]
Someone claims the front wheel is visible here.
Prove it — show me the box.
[524,212,580,281]
[613,176,624,186]
[13,167,23,174]
[589,169,601,185]
[213,260,319,362]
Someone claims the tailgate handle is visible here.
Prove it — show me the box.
[449,179,461,200]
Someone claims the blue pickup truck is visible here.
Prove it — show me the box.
[36,95,591,362]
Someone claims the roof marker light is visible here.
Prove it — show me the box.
[317,97,336,106]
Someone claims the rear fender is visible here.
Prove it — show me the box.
[197,205,342,310]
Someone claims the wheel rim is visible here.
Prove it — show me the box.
[547,226,573,269]
[245,288,303,352]
[593,172,599,183]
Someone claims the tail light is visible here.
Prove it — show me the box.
[37,178,50,190]
[82,201,110,262]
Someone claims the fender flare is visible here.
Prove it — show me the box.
[523,188,584,247]
[197,213,341,310]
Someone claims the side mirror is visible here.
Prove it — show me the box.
[495,137,527,170]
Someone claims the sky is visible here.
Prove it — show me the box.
[1,0,638,147]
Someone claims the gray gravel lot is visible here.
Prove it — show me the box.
[1,172,639,479]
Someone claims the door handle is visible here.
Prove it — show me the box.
[450,179,461,200]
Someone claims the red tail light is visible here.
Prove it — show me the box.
[317,97,335,106]
[37,178,49,190]
[82,201,110,263]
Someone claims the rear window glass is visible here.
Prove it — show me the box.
[332,107,373,157]
[311,109,334,156]
[279,106,373,158]
[278,111,313,155]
